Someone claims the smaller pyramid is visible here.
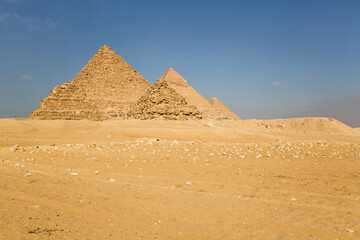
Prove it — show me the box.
[128,78,202,120]
[209,97,241,120]
[157,68,221,119]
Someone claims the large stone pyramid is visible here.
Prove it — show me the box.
[30,46,152,120]
[209,97,241,120]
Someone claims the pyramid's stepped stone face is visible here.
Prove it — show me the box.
[128,79,203,120]
[30,82,108,120]
[209,97,241,120]
[72,46,151,106]
[160,68,229,120]
[30,46,152,120]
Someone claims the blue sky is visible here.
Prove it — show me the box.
[0,0,359,127]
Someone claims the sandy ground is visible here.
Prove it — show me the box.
[0,118,359,239]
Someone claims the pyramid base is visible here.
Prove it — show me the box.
[29,110,109,121]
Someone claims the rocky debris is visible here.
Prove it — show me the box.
[6,139,359,163]
[9,145,19,152]
[30,45,152,120]
[28,227,64,236]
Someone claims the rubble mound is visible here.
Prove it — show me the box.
[30,46,152,120]
[128,79,202,120]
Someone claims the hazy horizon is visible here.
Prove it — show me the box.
[1,0,359,127]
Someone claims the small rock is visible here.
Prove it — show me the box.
[9,145,19,152]
[70,172,79,176]
[95,171,100,175]
[110,178,116,182]
[25,172,31,177]
[186,181,192,185]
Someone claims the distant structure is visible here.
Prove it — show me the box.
[129,68,240,120]
[30,46,240,120]
[209,97,241,120]
[128,68,203,120]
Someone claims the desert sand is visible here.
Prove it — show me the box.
[0,117,359,239]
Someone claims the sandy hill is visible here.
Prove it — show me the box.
[354,128,360,135]
[0,117,356,142]
[209,97,241,120]
[274,117,356,135]
[211,117,357,136]
[30,46,152,120]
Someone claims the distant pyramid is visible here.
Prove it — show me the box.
[30,46,152,120]
[209,97,241,120]
[152,68,239,120]
[128,77,202,120]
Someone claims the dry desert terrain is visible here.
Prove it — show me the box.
[0,118,359,239]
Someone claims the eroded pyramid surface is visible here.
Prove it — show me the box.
[30,46,152,120]
[128,79,202,120]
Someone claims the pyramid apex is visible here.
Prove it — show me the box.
[160,67,188,87]
[97,45,115,53]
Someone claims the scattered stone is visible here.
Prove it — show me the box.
[9,145,19,152]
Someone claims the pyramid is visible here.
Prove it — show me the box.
[209,97,241,120]
[30,46,152,120]
[152,68,239,120]
[128,78,202,120]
